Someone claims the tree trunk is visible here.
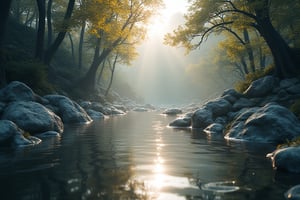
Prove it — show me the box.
[243,28,255,73]
[240,57,249,75]
[0,0,12,87]
[253,0,298,78]
[105,54,118,96]
[35,0,46,60]
[79,48,112,92]
[44,0,75,65]
[47,0,53,47]
[0,0,12,45]
[68,32,75,63]
[78,21,86,69]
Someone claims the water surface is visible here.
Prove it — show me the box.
[0,111,299,200]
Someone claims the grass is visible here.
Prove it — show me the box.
[277,136,300,149]
[235,65,274,93]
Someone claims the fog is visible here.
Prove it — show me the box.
[112,2,238,106]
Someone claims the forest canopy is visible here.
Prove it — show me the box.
[165,0,300,79]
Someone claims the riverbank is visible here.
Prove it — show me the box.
[0,81,154,147]
[166,75,300,173]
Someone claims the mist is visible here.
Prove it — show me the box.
[113,12,237,106]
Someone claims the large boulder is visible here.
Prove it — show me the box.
[244,76,277,98]
[267,146,300,173]
[44,95,92,123]
[0,120,20,143]
[204,98,232,117]
[0,81,44,103]
[0,120,41,146]
[225,103,300,143]
[1,101,63,134]
[191,108,213,129]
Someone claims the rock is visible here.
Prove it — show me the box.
[221,89,242,98]
[0,81,45,103]
[286,84,300,94]
[204,98,232,117]
[169,117,191,128]
[244,76,277,98]
[0,120,21,143]
[280,78,299,89]
[108,106,126,115]
[14,134,41,146]
[88,102,125,115]
[35,131,61,138]
[204,123,224,135]
[113,104,127,112]
[284,185,300,199]
[191,108,213,129]
[162,108,182,115]
[86,109,105,119]
[132,107,149,112]
[1,101,64,134]
[232,98,255,111]
[79,101,92,109]
[215,116,227,125]
[44,95,92,123]
[225,103,300,143]
[0,120,41,146]
[0,102,6,113]
[222,94,237,104]
[268,146,300,173]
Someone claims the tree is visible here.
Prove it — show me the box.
[35,0,46,60]
[165,0,300,78]
[35,0,75,65]
[77,0,162,92]
[216,28,271,79]
[0,0,13,87]
[43,0,75,65]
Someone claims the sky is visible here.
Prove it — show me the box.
[113,0,235,106]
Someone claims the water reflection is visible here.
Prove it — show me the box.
[0,112,297,200]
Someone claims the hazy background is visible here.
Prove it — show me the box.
[112,0,237,106]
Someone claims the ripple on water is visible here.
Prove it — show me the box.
[200,181,240,193]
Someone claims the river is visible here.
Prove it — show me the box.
[0,111,299,200]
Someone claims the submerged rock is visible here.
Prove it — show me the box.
[44,95,92,123]
[225,103,300,143]
[2,101,64,134]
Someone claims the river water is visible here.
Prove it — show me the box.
[0,111,299,200]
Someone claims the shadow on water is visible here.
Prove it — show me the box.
[0,111,299,200]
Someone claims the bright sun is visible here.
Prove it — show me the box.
[146,0,188,39]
